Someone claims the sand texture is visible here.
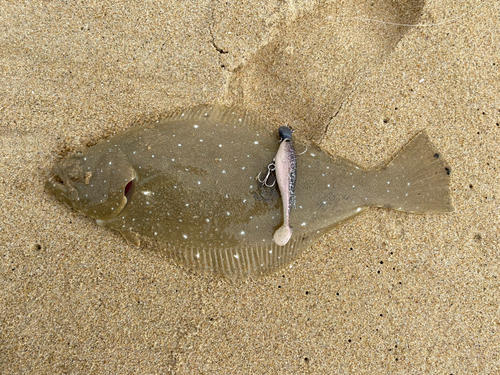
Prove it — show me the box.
[1,0,499,373]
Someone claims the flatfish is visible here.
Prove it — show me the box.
[46,105,454,279]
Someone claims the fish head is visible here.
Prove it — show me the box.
[45,149,137,221]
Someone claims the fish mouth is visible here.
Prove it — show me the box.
[45,166,78,203]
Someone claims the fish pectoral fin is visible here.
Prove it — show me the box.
[120,229,141,246]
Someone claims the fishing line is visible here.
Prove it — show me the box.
[337,0,488,28]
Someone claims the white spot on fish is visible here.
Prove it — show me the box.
[254,141,259,144]
[182,234,188,239]
[301,222,306,226]
[142,191,152,196]
[178,144,182,147]
[194,124,199,128]
[240,231,245,235]
[356,207,362,212]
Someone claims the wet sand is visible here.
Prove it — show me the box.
[1,0,499,373]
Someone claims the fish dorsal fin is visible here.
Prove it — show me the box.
[166,104,268,134]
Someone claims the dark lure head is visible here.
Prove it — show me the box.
[278,126,293,141]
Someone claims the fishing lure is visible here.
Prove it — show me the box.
[273,126,297,246]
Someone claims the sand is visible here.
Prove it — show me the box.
[1,0,499,373]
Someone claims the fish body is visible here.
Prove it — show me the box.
[46,105,454,279]
[273,126,297,246]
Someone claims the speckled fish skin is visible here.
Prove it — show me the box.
[46,105,454,279]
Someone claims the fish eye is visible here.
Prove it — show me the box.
[124,179,135,203]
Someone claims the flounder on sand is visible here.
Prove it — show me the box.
[46,105,454,279]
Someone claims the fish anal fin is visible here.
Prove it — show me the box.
[165,234,309,280]
[120,229,141,246]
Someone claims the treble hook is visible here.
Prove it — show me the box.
[257,162,276,187]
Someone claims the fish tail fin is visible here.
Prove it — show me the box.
[374,131,455,213]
